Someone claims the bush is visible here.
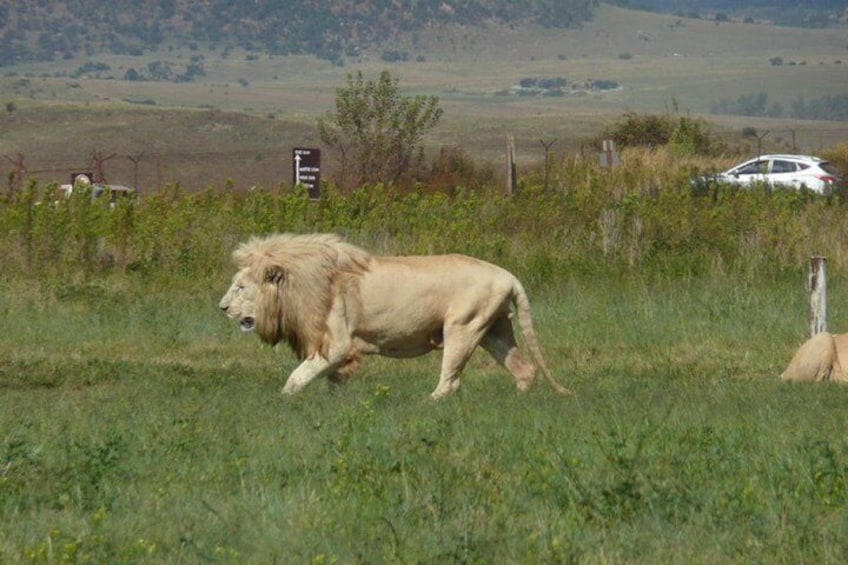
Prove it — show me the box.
[380,50,409,62]
[601,113,724,157]
[669,116,725,157]
[3,144,848,286]
[601,112,674,148]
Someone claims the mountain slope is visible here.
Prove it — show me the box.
[0,0,594,66]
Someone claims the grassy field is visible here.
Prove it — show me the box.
[3,271,848,563]
[4,165,848,560]
[1,5,846,192]
[2,6,848,561]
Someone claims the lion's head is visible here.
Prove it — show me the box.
[220,233,371,360]
[219,268,260,332]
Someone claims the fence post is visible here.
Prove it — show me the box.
[505,135,516,195]
[809,256,827,337]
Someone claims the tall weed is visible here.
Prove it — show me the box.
[1,146,846,286]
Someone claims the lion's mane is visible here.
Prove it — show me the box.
[232,233,371,359]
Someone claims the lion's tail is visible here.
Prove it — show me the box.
[512,281,573,397]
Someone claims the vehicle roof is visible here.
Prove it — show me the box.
[59,182,135,190]
[57,183,137,197]
[748,154,826,163]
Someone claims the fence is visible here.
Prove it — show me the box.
[3,124,847,198]
[3,148,303,197]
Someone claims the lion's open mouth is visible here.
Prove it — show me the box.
[239,316,256,332]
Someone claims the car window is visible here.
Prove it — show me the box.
[821,162,841,176]
[110,190,134,202]
[736,161,767,175]
[771,160,797,174]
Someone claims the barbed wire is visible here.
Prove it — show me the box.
[2,122,846,196]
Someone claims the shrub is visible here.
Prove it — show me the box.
[2,144,847,285]
[380,50,409,62]
[669,116,725,157]
[601,112,674,148]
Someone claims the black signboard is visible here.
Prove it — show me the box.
[292,147,321,199]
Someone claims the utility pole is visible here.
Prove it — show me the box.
[126,153,143,191]
[88,150,117,183]
[754,131,769,158]
[539,138,556,192]
[3,153,25,200]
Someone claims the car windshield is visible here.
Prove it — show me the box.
[735,161,767,175]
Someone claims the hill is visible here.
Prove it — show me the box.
[0,4,847,193]
[2,1,843,68]
[0,0,593,66]
[630,1,847,28]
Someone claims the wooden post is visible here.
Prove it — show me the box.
[809,256,827,337]
[505,135,516,195]
[599,139,618,171]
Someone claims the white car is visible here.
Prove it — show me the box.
[55,182,136,203]
[709,154,843,195]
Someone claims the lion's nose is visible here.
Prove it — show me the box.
[220,304,229,313]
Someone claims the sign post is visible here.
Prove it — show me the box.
[292,147,321,199]
[599,139,618,171]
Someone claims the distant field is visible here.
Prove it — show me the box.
[0,4,846,191]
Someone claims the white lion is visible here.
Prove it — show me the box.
[780,331,848,383]
[219,233,571,399]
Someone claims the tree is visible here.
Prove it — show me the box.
[318,71,442,189]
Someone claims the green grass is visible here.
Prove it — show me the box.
[0,6,847,560]
[3,273,848,562]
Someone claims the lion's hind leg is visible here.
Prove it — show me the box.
[481,316,535,393]
[431,321,491,400]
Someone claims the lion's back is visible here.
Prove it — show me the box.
[353,254,515,324]
[370,253,512,295]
